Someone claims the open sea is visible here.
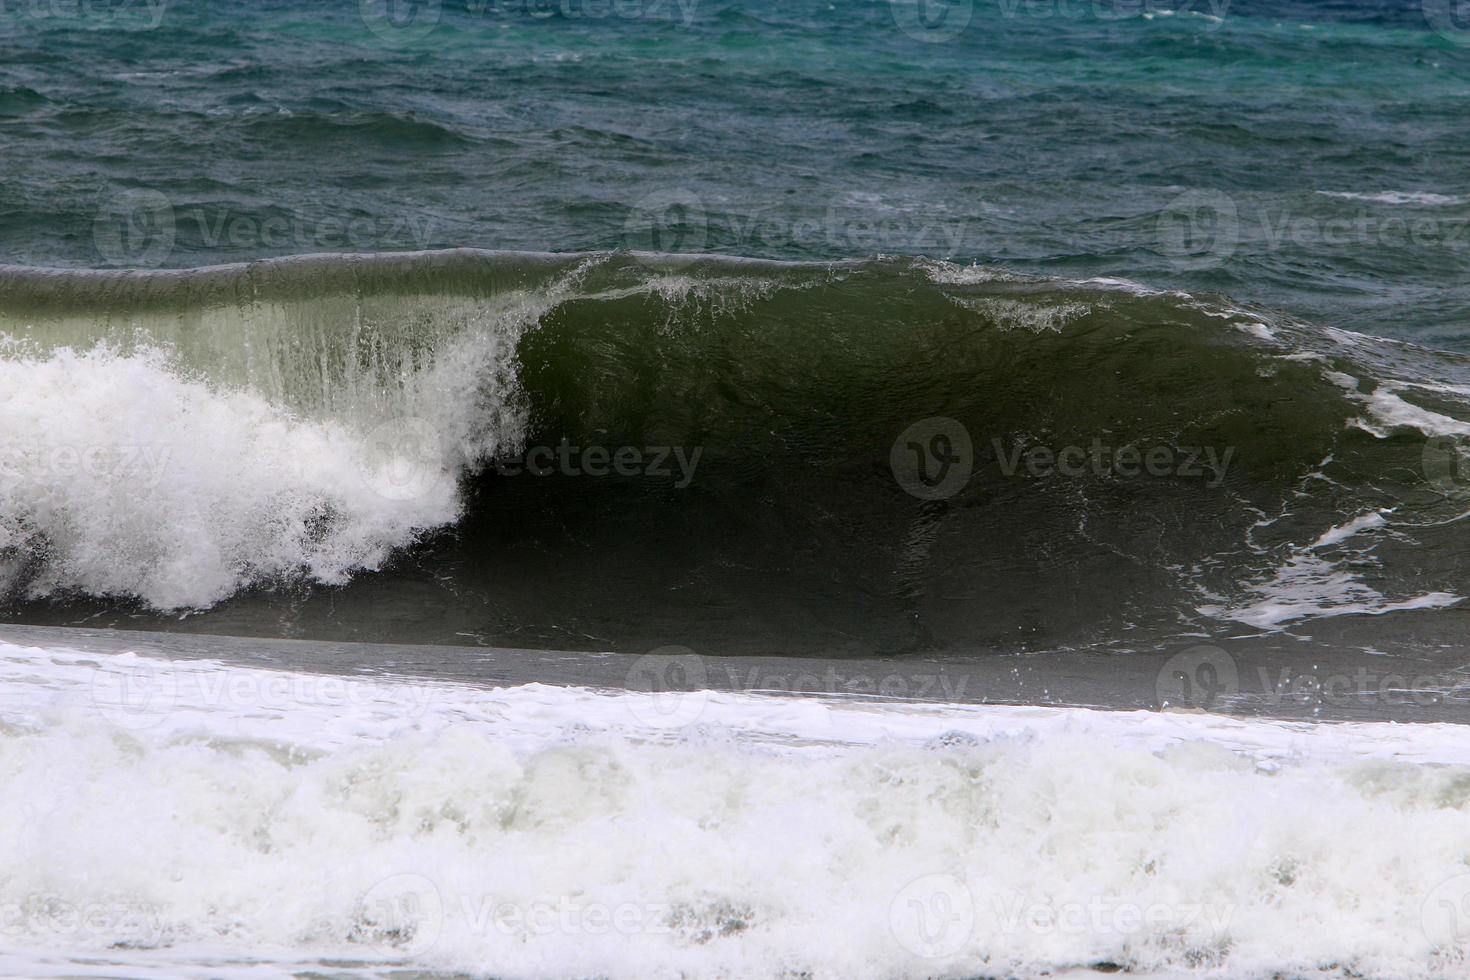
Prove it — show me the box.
[2,0,1470,976]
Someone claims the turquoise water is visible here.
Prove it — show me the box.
[3,0,1469,344]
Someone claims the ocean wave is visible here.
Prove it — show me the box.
[1,251,1467,650]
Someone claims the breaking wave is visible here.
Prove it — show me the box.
[1,250,1468,652]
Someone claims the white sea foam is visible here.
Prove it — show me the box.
[1310,510,1388,549]
[1201,552,1460,628]
[1236,320,1276,341]
[1204,507,1460,628]
[1,639,1470,979]
[0,328,523,610]
[1316,191,1470,207]
[949,296,1094,332]
[1352,384,1470,440]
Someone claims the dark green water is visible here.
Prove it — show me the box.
[1,251,1468,660]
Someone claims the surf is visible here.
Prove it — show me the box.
[2,632,1469,979]
[1,250,1467,655]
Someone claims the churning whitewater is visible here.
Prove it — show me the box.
[3,638,1470,979]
